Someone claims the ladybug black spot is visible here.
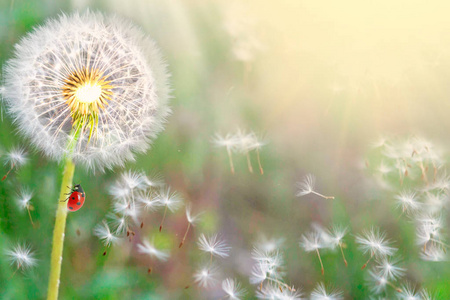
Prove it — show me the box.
[69,207,73,210]
[72,197,75,200]
[77,202,81,205]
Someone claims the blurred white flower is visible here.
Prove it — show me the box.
[5,243,37,270]
[1,11,171,171]
[197,233,231,259]
[222,278,246,300]
[310,282,343,300]
[137,239,169,261]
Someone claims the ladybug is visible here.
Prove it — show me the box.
[64,184,86,212]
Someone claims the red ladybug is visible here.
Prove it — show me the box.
[65,184,86,212]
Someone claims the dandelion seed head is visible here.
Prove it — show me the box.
[366,270,388,294]
[375,256,405,281]
[212,133,239,149]
[197,233,231,258]
[137,190,161,211]
[356,227,397,257]
[2,11,171,171]
[398,283,421,300]
[299,231,324,252]
[137,239,169,261]
[222,278,246,300]
[5,243,37,270]
[93,220,119,247]
[310,282,343,300]
[16,187,33,210]
[395,190,421,215]
[157,186,182,212]
[193,264,220,288]
[4,147,28,168]
[296,174,315,197]
[185,202,202,225]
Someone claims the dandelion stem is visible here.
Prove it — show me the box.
[47,129,78,300]
[159,205,168,232]
[179,222,191,248]
[339,243,348,267]
[316,248,324,275]
[27,206,35,228]
[256,148,264,175]
[2,163,15,181]
[311,190,335,200]
[361,254,373,270]
[9,266,19,279]
[226,147,235,174]
[246,152,253,173]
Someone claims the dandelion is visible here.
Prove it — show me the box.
[296,174,334,200]
[193,263,220,288]
[366,270,402,294]
[179,203,202,248]
[137,239,170,262]
[156,186,182,232]
[94,220,119,255]
[356,227,397,270]
[244,132,266,175]
[236,129,256,173]
[198,233,231,261]
[5,243,37,275]
[2,146,28,181]
[137,190,161,228]
[317,224,349,267]
[299,231,327,275]
[107,213,128,236]
[395,190,421,216]
[2,10,171,298]
[256,284,303,300]
[1,11,171,171]
[16,187,35,227]
[212,133,239,173]
[222,278,246,300]
[310,282,343,300]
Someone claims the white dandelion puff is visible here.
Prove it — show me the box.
[310,282,343,300]
[197,233,231,260]
[2,146,28,181]
[193,263,220,288]
[256,284,303,300]
[375,256,405,281]
[16,187,35,227]
[1,11,171,171]
[137,190,161,212]
[93,220,119,247]
[356,227,397,270]
[398,283,421,300]
[395,190,421,216]
[222,278,246,300]
[296,174,334,200]
[5,243,37,271]
[137,239,169,262]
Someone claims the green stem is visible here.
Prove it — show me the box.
[47,129,79,300]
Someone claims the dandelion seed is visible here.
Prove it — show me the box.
[5,243,37,272]
[16,187,35,227]
[137,190,161,212]
[296,174,334,200]
[323,225,349,267]
[398,283,420,300]
[356,227,397,270]
[300,231,327,275]
[222,278,246,300]
[310,282,343,300]
[2,146,27,181]
[193,264,219,288]
[366,270,402,294]
[245,132,266,175]
[236,129,256,173]
[420,244,447,261]
[375,256,405,281]
[179,203,202,248]
[256,284,303,300]
[94,220,119,248]
[156,186,182,232]
[395,190,421,216]
[212,133,239,174]
[137,239,169,262]
[1,11,171,171]
[107,213,128,236]
[197,233,231,260]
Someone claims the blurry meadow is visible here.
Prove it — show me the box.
[1,0,450,299]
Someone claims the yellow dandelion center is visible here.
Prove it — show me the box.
[62,67,113,140]
[62,67,113,116]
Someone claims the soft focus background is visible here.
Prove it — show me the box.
[1,0,450,299]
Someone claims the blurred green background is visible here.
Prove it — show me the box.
[1,0,450,299]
